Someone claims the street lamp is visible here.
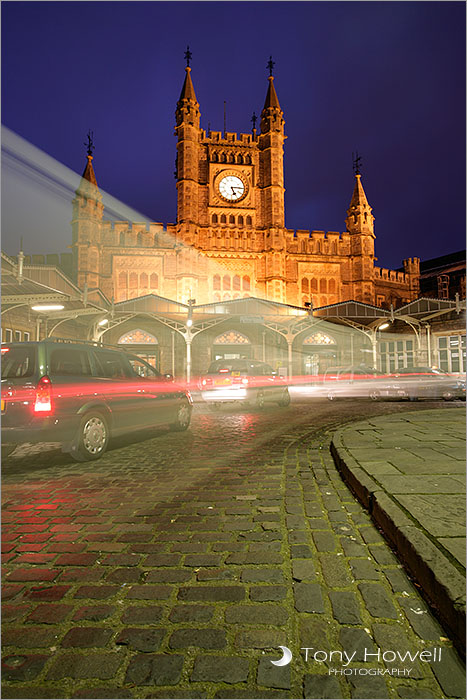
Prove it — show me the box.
[186,298,196,384]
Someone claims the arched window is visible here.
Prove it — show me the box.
[229,215,235,224]
[311,278,318,292]
[220,153,226,163]
[238,215,244,226]
[213,292,221,302]
[118,271,126,288]
[213,274,221,290]
[137,232,143,246]
[245,155,251,164]
[220,214,227,224]
[212,214,218,224]
[233,293,240,299]
[150,273,158,289]
[238,154,244,164]
[303,332,335,346]
[320,279,327,293]
[223,275,231,290]
[223,293,231,301]
[246,216,252,227]
[118,329,159,345]
[243,275,250,291]
[302,278,309,293]
[129,272,138,289]
[328,279,336,293]
[227,153,234,164]
[233,275,241,291]
[214,330,250,345]
[119,232,125,246]
[211,152,218,162]
[140,272,148,288]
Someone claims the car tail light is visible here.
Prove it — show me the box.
[219,368,229,373]
[34,375,53,414]
[242,378,249,385]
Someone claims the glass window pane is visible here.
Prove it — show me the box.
[438,337,447,349]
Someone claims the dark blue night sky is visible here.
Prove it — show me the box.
[2,1,465,269]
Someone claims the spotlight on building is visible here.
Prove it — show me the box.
[186,319,193,328]
[98,318,109,326]
[31,304,65,311]
[378,322,390,330]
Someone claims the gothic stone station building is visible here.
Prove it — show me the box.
[4,60,465,378]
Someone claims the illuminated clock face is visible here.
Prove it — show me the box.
[218,175,245,201]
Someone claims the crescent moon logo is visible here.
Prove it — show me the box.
[270,645,293,666]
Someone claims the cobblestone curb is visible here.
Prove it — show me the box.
[330,411,466,655]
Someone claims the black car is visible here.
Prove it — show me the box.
[199,358,290,408]
[1,340,193,461]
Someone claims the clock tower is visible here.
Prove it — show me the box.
[173,53,288,302]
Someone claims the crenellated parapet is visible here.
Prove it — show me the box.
[374,266,408,283]
[285,228,351,256]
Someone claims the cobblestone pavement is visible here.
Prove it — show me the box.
[2,398,465,699]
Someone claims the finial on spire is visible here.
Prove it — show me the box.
[352,151,362,176]
[251,111,257,130]
[267,56,275,77]
[84,130,95,157]
[184,45,192,68]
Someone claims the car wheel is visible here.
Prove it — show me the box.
[327,391,337,401]
[369,390,381,401]
[255,391,265,409]
[442,391,454,401]
[1,444,16,459]
[170,398,192,431]
[278,388,290,407]
[70,411,109,462]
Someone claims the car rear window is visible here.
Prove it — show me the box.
[1,346,36,379]
[50,348,92,376]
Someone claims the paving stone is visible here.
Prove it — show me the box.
[146,569,193,583]
[349,558,381,580]
[294,582,324,613]
[292,560,317,581]
[304,674,343,699]
[358,583,398,619]
[121,605,163,624]
[288,530,309,544]
[73,604,116,621]
[1,686,65,698]
[46,652,123,680]
[55,553,98,566]
[125,585,172,600]
[178,586,245,602]
[59,569,103,582]
[384,569,416,594]
[226,552,283,565]
[71,688,134,699]
[6,568,60,582]
[396,686,436,698]
[191,655,250,683]
[125,654,184,685]
[312,531,336,552]
[24,585,71,600]
[115,627,166,652]
[241,568,284,583]
[338,627,377,662]
[73,585,120,599]
[291,544,313,558]
[184,554,222,566]
[305,502,325,517]
[225,603,288,624]
[359,527,385,545]
[368,544,399,566]
[340,537,368,557]
[328,590,363,624]
[26,604,72,623]
[2,654,50,682]
[349,675,389,698]
[197,568,237,581]
[430,646,466,698]
[319,553,351,587]
[234,628,285,648]
[257,656,291,690]
[105,568,142,583]
[61,627,113,647]
[250,585,287,601]
[399,598,444,640]
[169,628,227,649]
[169,604,214,622]
[306,518,328,530]
[2,627,60,647]
[371,623,424,678]
[101,554,142,566]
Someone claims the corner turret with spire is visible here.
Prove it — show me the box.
[345,154,374,237]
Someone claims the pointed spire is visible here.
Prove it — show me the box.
[81,155,98,187]
[179,65,197,102]
[263,75,281,110]
[346,173,374,237]
[76,131,101,202]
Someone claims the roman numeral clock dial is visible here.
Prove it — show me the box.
[217,174,246,202]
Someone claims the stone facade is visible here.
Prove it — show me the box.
[71,64,420,309]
